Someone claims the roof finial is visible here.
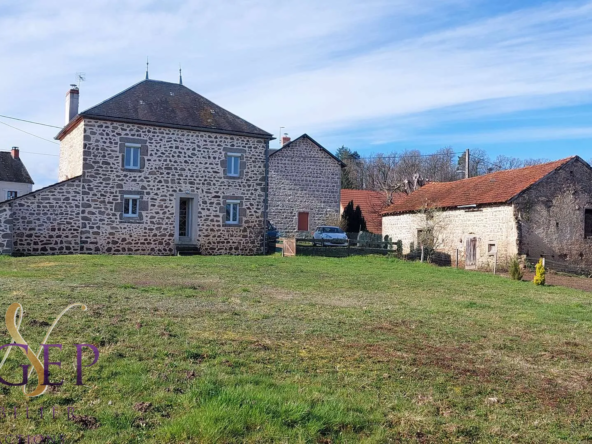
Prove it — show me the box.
[146,57,149,80]
[179,64,183,85]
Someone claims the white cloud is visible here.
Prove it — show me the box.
[1,0,592,187]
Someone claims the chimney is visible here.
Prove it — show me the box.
[65,84,79,124]
[281,134,291,146]
[11,147,19,159]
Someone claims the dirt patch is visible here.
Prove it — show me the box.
[520,271,592,292]
[133,402,152,413]
[71,415,100,429]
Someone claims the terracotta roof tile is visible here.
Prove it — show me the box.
[341,190,396,234]
[382,157,576,216]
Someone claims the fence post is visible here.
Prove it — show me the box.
[456,249,459,269]
[542,257,546,268]
[420,246,425,263]
[493,252,497,275]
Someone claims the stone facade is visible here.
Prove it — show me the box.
[0,204,13,254]
[72,119,267,255]
[382,205,519,269]
[58,121,84,181]
[0,119,268,256]
[382,158,592,269]
[4,178,82,255]
[268,135,342,235]
[514,158,592,265]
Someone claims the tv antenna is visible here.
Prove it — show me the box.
[76,72,86,88]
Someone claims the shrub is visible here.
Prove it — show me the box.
[508,257,523,281]
[395,240,403,255]
[533,259,546,286]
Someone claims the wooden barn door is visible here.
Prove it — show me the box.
[297,212,309,231]
[465,237,477,270]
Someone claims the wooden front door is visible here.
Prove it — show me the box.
[465,237,477,269]
[297,212,309,231]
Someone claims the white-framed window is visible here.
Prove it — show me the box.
[6,191,17,200]
[227,154,241,177]
[225,200,240,224]
[124,144,141,169]
[123,195,140,218]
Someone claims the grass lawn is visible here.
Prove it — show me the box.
[0,254,591,443]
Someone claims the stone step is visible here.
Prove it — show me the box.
[175,244,201,256]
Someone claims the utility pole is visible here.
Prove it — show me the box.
[465,149,470,179]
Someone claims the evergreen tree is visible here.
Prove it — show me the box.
[341,200,367,233]
[336,146,362,189]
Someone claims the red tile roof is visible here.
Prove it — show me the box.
[382,157,577,216]
[340,190,393,234]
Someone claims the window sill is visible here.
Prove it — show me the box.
[122,168,143,173]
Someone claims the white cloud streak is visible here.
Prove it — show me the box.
[1,0,592,187]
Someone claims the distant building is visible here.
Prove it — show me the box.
[382,157,592,269]
[268,134,344,235]
[0,147,33,203]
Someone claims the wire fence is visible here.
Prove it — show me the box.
[525,257,592,277]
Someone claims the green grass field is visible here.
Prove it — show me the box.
[0,254,591,443]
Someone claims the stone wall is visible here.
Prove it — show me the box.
[382,205,519,269]
[268,136,341,235]
[72,119,267,255]
[0,203,13,254]
[2,177,82,255]
[58,120,84,182]
[514,158,592,266]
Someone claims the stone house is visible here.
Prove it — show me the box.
[0,78,273,256]
[0,148,33,203]
[268,134,344,235]
[382,156,592,269]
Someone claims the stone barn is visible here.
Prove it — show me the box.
[382,156,592,269]
[0,78,273,256]
[268,134,344,235]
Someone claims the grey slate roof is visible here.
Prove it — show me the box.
[270,134,346,167]
[0,152,34,184]
[57,79,272,139]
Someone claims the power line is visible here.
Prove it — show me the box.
[348,151,465,161]
[0,120,59,145]
[18,151,59,157]
[0,114,62,129]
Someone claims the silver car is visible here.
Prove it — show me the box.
[312,226,349,246]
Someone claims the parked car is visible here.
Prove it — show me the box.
[312,226,349,246]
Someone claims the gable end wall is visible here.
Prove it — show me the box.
[268,138,341,234]
[513,159,592,265]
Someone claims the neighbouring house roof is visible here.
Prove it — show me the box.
[269,134,346,167]
[340,190,390,234]
[0,152,34,184]
[56,79,273,140]
[382,156,579,216]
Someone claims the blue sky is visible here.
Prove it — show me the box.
[0,0,591,188]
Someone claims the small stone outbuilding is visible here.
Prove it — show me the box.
[382,156,592,269]
[268,134,344,235]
